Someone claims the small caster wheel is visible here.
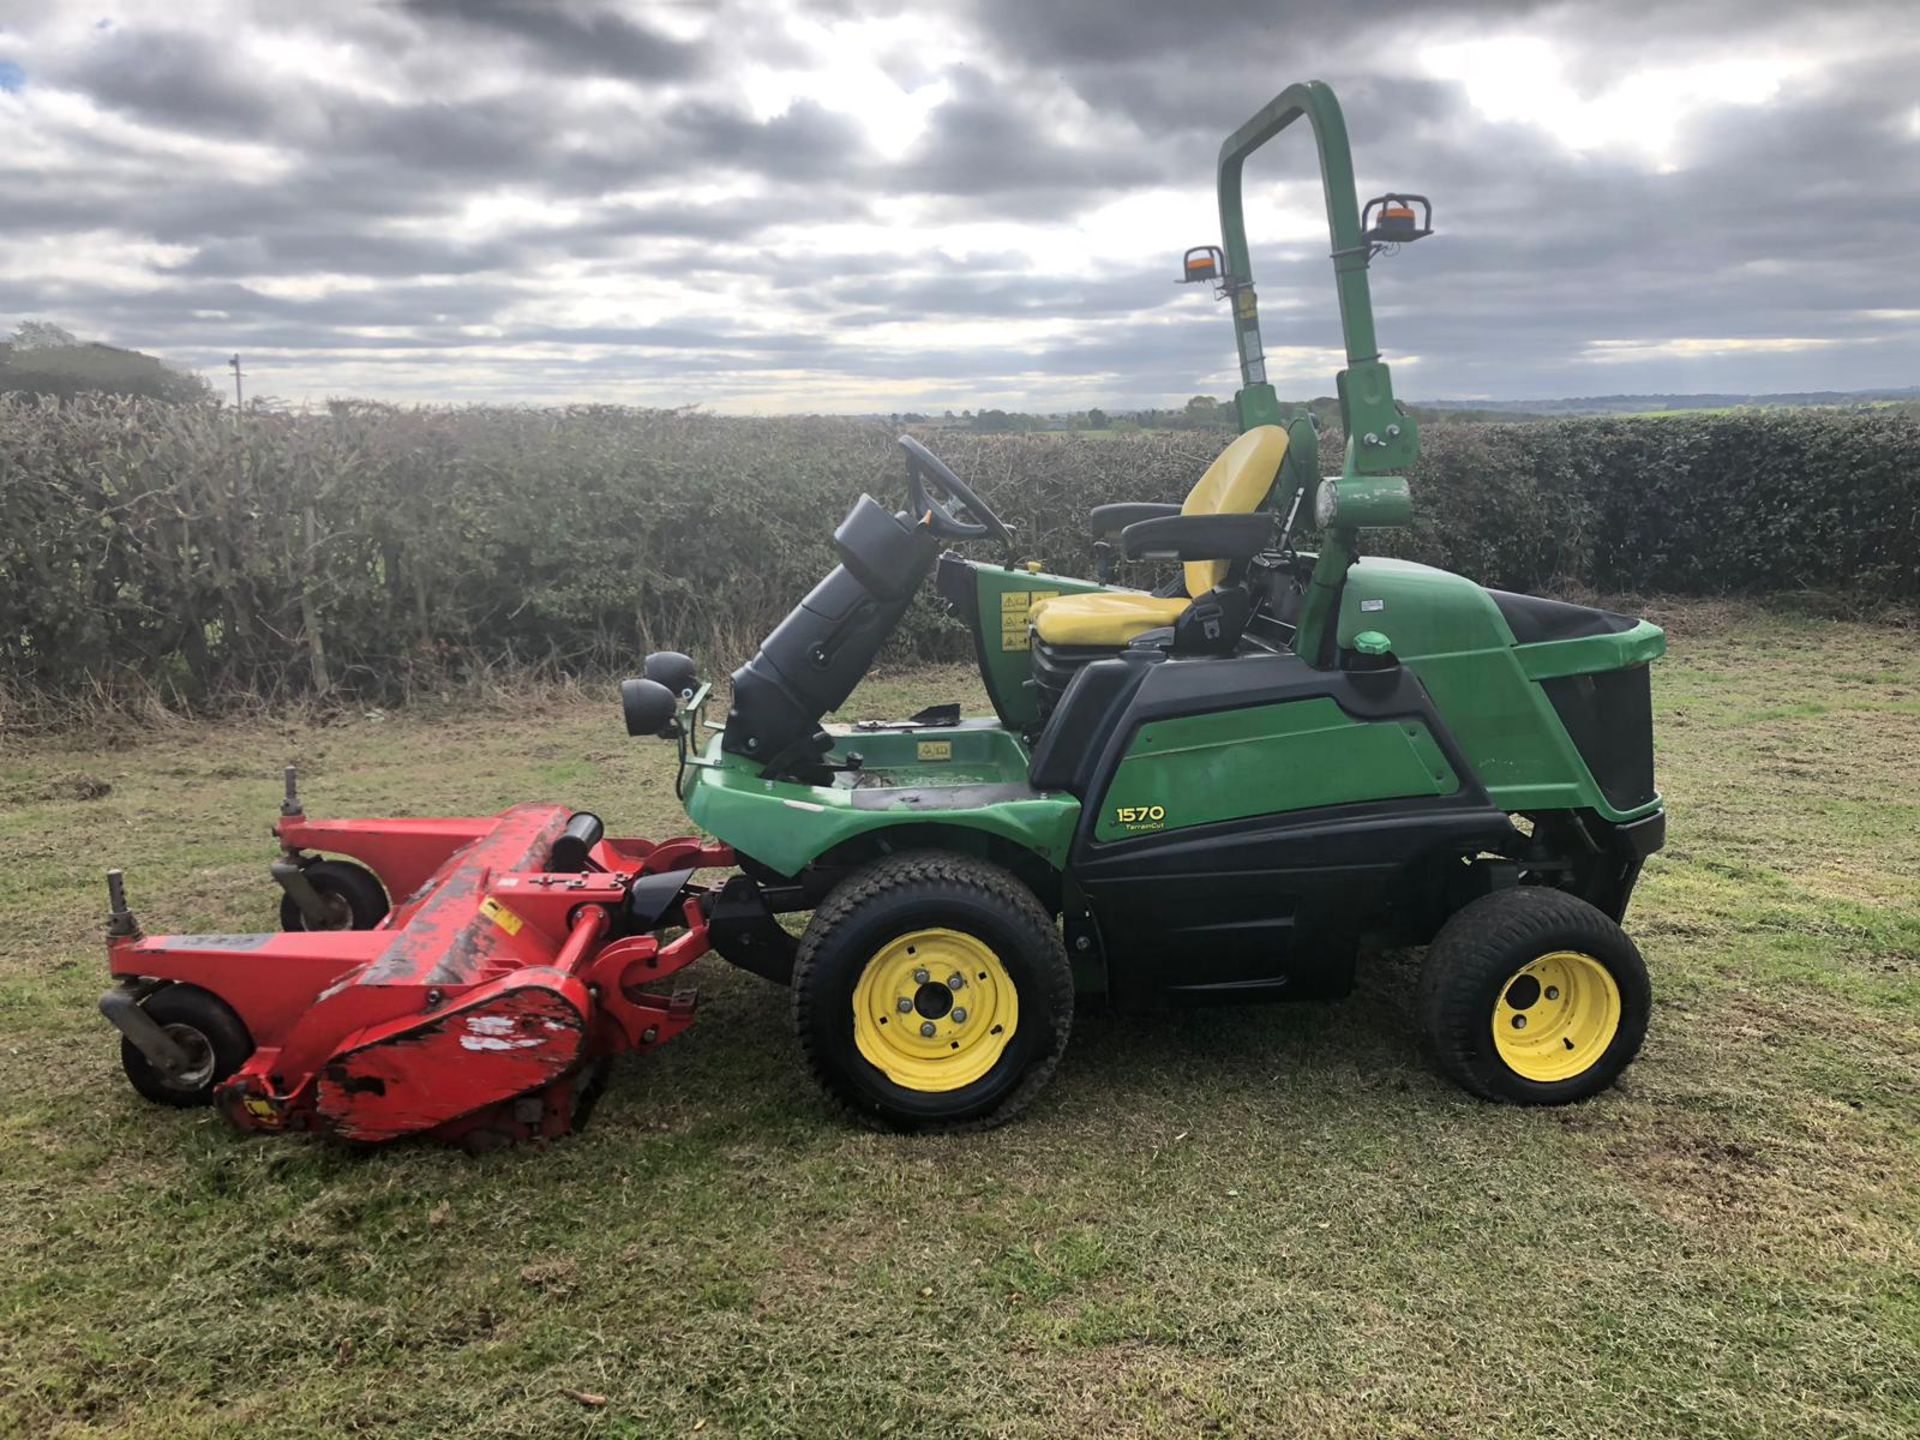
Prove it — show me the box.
[120,985,253,1108]
[280,860,389,932]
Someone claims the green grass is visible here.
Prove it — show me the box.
[2,607,1917,1438]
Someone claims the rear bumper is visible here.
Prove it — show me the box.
[1587,805,1664,920]
[1613,807,1666,859]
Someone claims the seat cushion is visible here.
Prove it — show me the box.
[1180,425,1290,597]
[1028,591,1190,647]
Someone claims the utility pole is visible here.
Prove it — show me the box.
[228,353,244,410]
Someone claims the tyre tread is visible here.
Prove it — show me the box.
[1417,885,1650,1105]
[119,984,254,1108]
[791,850,1072,1133]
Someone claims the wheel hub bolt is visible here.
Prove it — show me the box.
[913,968,930,985]
[947,972,965,990]
[1545,986,1560,1000]
[919,1021,937,1038]
[897,997,914,1013]
[1512,1015,1527,1030]
[951,1007,968,1023]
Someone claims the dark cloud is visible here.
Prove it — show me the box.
[660,97,874,183]
[398,0,705,80]
[826,261,1181,324]
[56,25,280,135]
[891,67,1178,199]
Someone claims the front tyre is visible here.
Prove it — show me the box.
[792,852,1072,1132]
[1418,887,1651,1105]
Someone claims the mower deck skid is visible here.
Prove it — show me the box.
[103,793,733,1146]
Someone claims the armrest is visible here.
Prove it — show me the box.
[1090,501,1180,539]
[1122,511,1276,563]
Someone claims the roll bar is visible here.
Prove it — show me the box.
[1214,81,1417,480]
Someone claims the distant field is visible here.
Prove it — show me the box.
[1,602,1916,1438]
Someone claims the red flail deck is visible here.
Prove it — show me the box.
[103,796,732,1146]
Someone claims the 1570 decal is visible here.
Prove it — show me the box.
[1112,804,1168,831]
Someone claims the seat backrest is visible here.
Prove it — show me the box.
[1178,424,1291,596]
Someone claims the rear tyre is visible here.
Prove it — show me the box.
[792,851,1072,1132]
[121,985,254,1107]
[1418,887,1650,1105]
[279,859,389,932]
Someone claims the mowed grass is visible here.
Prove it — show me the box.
[2,606,1917,1438]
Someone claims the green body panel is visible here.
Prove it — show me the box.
[682,725,1081,878]
[965,562,1113,729]
[1093,697,1457,841]
[1336,558,1665,822]
[1515,625,1666,680]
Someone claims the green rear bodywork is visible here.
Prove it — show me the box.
[1336,558,1664,822]
[681,553,1664,869]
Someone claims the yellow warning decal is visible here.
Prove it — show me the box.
[999,590,1031,652]
[479,896,525,936]
[917,740,953,761]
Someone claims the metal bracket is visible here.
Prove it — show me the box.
[271,857,334,928]
[706,874,798,986]
[99,981,195,1077]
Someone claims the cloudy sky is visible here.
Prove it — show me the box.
[2,0,1917,411]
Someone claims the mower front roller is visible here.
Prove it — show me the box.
[100,787,734,1146]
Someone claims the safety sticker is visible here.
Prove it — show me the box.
[917,740,953,761]
[242,1095,283,1126]
[479,896,524,936]
[999,589,1031,652]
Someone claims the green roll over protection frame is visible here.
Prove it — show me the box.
[1214,81,1422,664]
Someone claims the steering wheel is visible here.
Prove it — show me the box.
[897,435,1015,550]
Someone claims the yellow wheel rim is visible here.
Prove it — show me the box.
[1492,949,1622,1083]
[851,928,1018,1092]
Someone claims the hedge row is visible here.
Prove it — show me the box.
[2,395,1915,711]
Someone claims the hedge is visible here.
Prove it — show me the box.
[2,396,1914,713]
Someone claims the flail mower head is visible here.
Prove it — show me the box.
[101,762,731,1147]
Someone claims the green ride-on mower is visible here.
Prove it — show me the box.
[97,81,1663,1145]
[647,79,1665,1130]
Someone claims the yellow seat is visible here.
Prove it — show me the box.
[1029,425,1290,648]
[1026,592,1192,646]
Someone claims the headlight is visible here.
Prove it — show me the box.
[1314,478,1340,529]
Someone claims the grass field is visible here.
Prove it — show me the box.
[3,604,1918,1438]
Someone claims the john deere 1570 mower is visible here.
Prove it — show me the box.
[97,81,1664,1144]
